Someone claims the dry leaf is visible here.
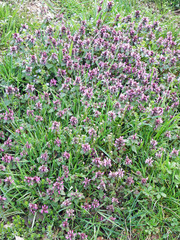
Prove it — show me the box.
[15,237,24,240]
[4,223,13,229]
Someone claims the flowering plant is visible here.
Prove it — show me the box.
[0,1,179,238]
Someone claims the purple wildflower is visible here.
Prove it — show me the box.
[40,205,48,214]
[54,138,61,147]
[2,154,13,163]
[50,79,57,86]
[65,230,76,240]
[145,157,154,166]
[91,199,100,209]
[141,178,148,185]
[4,109,14,121]
[107,1,113,11]
[39,165,48,173]
[61,199,71,207]
[62,219,69,228]
[78,233,88,240]
[170,148,179,157]
[82,143,91,153]
[114,136,125,150]
[70,116,78,126]
[83,177,91,188]
[0,165,6,171]
[29,203,38,214]
[63,151,70,159]
[51,121,60,131]
[25,84,35,93]
[126,177,134,185]
[66,209,75,218]
[125,156,132,165]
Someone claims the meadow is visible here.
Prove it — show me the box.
[0,0,179,239]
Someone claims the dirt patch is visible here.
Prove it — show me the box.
[18,0,54,23]
[0,0,54,23]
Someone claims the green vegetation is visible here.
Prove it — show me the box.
[0,0,179,239]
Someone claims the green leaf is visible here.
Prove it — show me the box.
[69,41,74,56]
[46,63,53,69]
[131,145,137,153]
[157,194,161,200]
[160,192,167,198]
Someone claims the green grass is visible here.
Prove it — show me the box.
[0,3,22,49]
[0,0,179,239]
[0,1,41,52]
[47,0,180,36]
[148,0,180,10]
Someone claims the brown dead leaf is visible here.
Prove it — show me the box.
[85,197,92,202]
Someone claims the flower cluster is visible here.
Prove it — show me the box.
[0,2,179,238]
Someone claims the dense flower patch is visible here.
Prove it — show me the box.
[0,1,179,239]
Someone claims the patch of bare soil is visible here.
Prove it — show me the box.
[18,0,54,23]
[0,0,54,23]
